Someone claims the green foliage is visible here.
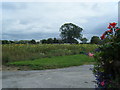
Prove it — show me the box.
[41,38,64,44]
[1,40,35,44]
[60,23,83,44]
[80,37,88,44]
[41,39,47,44]
[90,36,101,44]
[29,39,36,44]
[63,38,79,44]
[47,38,53,44]
[2,40,11,44]
[7,54,95,70]
[2,44,98,64]
[93,23,120,88]
[17,40,29,44]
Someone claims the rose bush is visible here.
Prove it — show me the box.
[93,22,120,88]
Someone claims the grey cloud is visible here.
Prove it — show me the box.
[2,32,59,40]
[2,2,118,41]
[2,2,27,10]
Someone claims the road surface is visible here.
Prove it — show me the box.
[2,65,96,88]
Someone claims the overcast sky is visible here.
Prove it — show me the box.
[1,1,118,41]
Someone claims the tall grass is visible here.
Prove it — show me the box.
[7,54,95,70]
[2,44,98,64]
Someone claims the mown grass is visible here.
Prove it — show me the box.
[2,44,98,64]
[7,54,95,70]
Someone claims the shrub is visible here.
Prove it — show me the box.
[93,22,120,88]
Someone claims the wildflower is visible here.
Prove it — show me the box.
[106,30,112,33]
[109,22,117,28]
[107,25,112,29]
[100,33,105,40]
[101,81,105,86]
[88,52,94,57]
[116,28,120,31]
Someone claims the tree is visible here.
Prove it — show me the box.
[18,40,29,44]
[58,39,64,44]
[41,39,47,44]
[9,40,15,44]
[29,39,36,44]
[47,38,53,44]
[53,38,58,43]
[59,23,83,44]
[2,40,10,44]
[90,36,101,44]
[80,37,88,44]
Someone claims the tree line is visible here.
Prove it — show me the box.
[1,36,101,44]
[1,23,102,44]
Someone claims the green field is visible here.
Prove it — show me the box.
[2,44,98,64]
[7,54,95,70]
[2,44,98,70]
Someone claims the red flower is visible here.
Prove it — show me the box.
[109,22,117,28]
[101,81,105,86]
[107,25,112,29]
[100,33,105,40]
[116,28,120,31]
[107,30,112,33]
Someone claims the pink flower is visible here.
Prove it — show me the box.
[88,52,94,57]
[101,81,105,86]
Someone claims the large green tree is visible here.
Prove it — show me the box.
[59,23,83,44]
[29,39,36,44]
[90,36,101,44]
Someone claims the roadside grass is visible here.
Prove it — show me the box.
[7,54,95,70]
[2,44,98,64]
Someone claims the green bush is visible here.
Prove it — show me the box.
[93,22,120,88]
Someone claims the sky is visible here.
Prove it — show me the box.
[1,1,119,41]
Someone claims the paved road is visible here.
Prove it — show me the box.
[2,65,96,88]
[0,71,2,90]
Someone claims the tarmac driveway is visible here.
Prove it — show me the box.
[2,65,96,88]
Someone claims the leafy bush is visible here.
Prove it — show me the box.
[93,22,120,88]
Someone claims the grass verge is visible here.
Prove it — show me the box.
[2,44,98,64]
[7,54,95,70]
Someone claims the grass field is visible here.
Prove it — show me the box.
[2,44,98,65]
[2,44,98,70]
[7,54,95,70]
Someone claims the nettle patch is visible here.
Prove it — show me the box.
[93,22,120,88]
